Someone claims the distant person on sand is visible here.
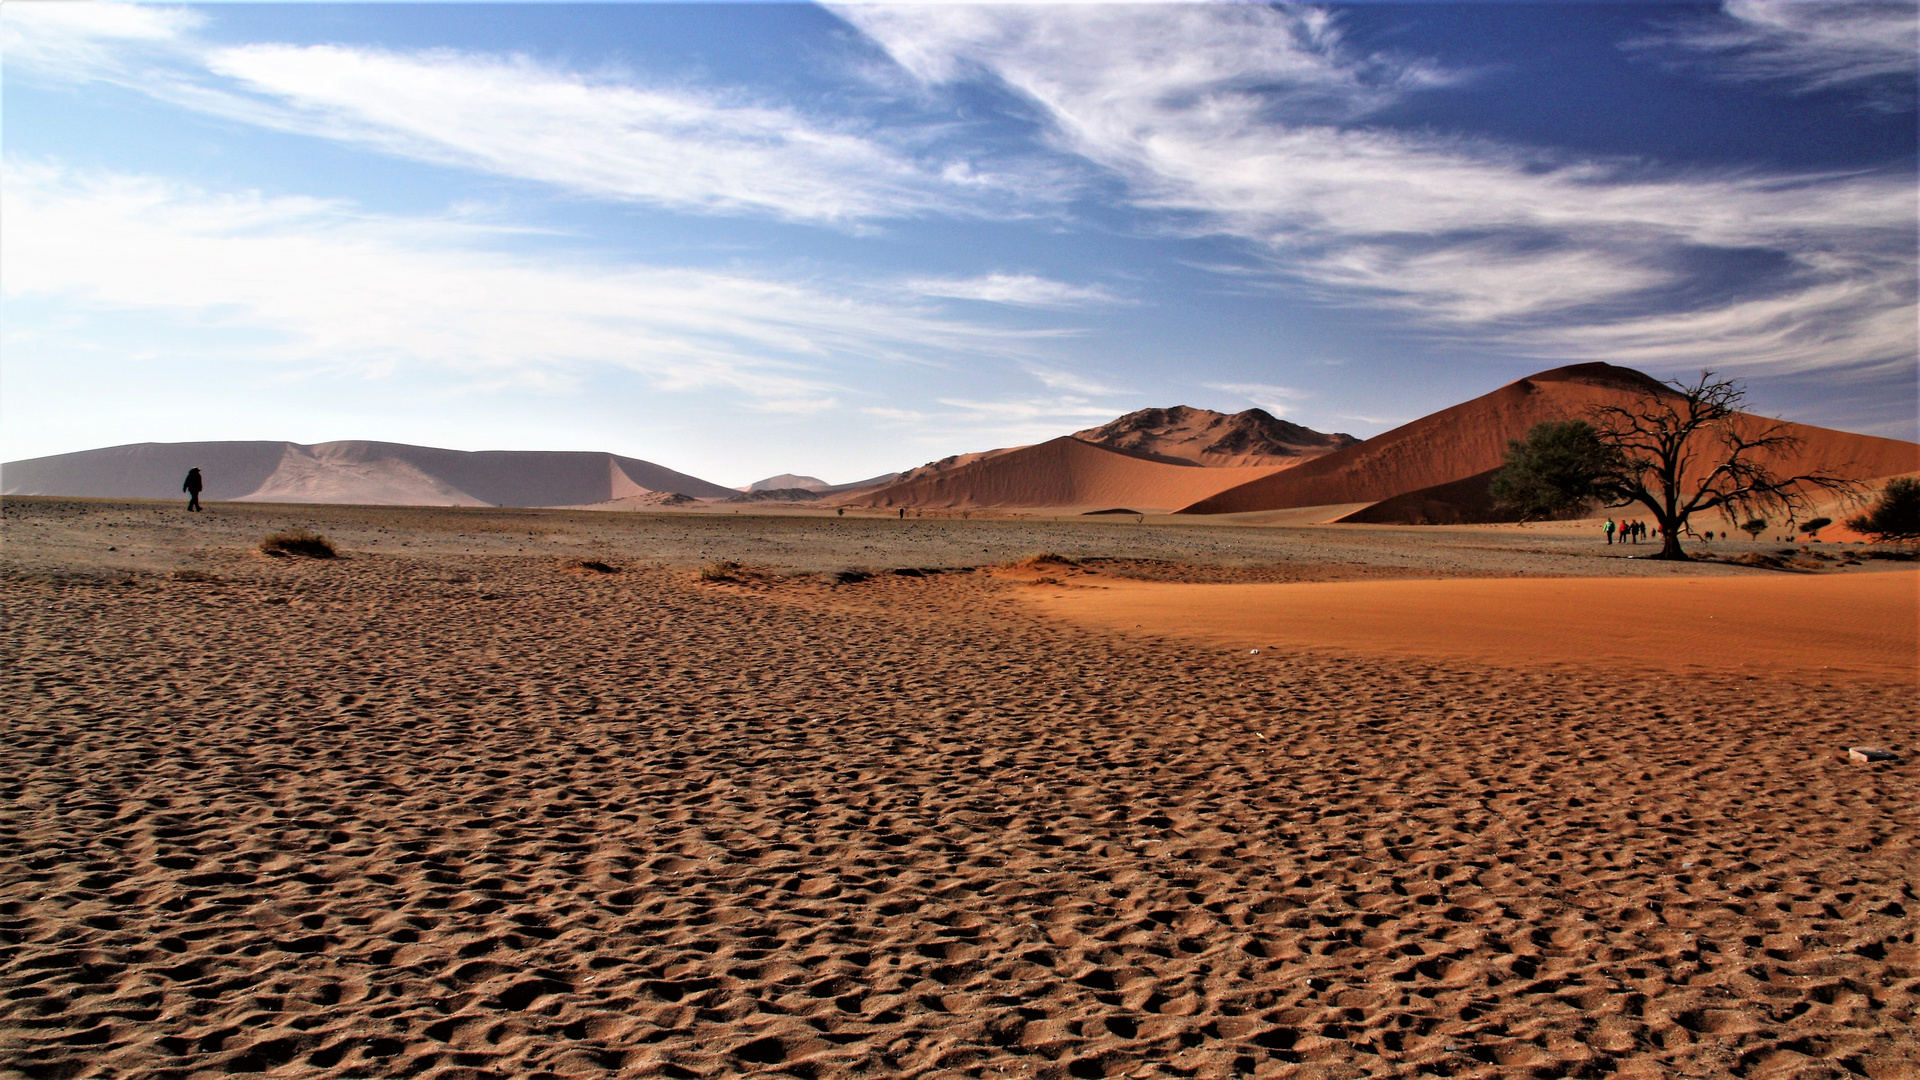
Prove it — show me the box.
[898,507,906,519]
[182,468,204,512]
[1604,518,1615,545]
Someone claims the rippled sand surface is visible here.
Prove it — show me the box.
[4,499,1915,1079]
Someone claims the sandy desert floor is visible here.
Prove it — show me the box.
[3,498,1916,1080]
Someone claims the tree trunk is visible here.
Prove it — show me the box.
[1653,531,1689,560]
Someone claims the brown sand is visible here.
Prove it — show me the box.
[1019,571,1920,688]
[4,499,1917,1080]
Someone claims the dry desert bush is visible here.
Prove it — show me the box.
[258,527,337,559]
[561,558,620,574]
[698,560,745,581]
[1007,552,1079,571]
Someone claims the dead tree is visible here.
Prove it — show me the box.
[1587,371,1855,561]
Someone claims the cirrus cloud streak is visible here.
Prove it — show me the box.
[841,3,1917,377]
[0,164,1050,409]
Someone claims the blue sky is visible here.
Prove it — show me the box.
[3,1,1914,486]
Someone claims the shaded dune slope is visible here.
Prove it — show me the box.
[2,441,734,506]
[1336,468,1507,527]
[1183,364,1920,517]
[848,437,1287,511]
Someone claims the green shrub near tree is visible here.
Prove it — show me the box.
[1490,420,1620,522]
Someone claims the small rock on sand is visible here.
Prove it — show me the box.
[1848,746,1897,763]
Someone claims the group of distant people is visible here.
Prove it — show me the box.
[1604,517,1741,546]
[1602,518,1649,545]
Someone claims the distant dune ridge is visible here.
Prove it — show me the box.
[1,440,735,507]
[1180,363,1920,520]
[845,436,1293,512]
[7,364,1914,515]
[1075,405,1356,466]
[844,407,1357,511]
[744,474,830,493]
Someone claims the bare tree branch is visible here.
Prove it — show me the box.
[1585,370,1859,560]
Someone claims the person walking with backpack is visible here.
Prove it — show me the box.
[182,468,204,512]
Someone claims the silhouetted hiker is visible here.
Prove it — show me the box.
[182,468,204,512]
[898,507,906,519]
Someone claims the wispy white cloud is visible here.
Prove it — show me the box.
[1,5,1030,225]
[1500,250,1919,372]
[844,4,1917,377]
[1027,366,1127,396]
[929,394,1124,447]
[0,164,1040,408]
[1631,1,1918,104]
[1204,381,1314,414]
[0,2,201,81]
[201,44,967,224]
[856,394,1121,456]
[905,272,1121,307]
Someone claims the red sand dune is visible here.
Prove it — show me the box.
[847,436,1289,511]
[1,440,736,506]
[1025,570,1920,687]
[1181,363,1920,516]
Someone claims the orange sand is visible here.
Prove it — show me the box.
[1023,570,1920,686]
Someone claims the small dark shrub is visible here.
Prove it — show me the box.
[1846,476,1920,544]
[1799,517,1832,538]
[259,527,337,559]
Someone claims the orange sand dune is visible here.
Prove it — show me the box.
[849,436,1289,511]
[1182,363,1920,516]
[1024,569,1919,686]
